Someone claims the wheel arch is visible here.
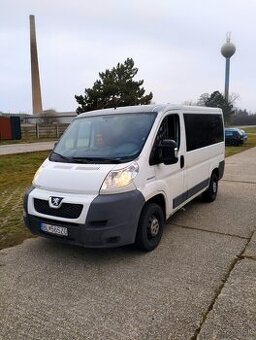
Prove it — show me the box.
[144,194,166,221]
[212,167,219,179]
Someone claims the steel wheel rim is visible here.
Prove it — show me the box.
[148,215,160,238]
[213,181,217,193]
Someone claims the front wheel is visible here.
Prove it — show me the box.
[202,173,218,202]
[135,203,164,251]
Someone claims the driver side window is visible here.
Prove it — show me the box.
[149,114,180,165]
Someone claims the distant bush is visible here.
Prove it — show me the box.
[229,109,256,126]
[37,109,59,124]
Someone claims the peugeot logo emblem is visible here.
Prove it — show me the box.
[49,196,64,209]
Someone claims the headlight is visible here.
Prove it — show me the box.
[32,165,44,185]
[100,162,139,194]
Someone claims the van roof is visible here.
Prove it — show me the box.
[77,104,222,118]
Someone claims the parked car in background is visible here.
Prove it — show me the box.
[225,128,248,146]
[239,129,248,141]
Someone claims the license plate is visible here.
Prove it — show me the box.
[40,223,68,237]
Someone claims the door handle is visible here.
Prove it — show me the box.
[180,155,184,168]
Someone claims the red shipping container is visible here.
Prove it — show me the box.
[0,117,12,140]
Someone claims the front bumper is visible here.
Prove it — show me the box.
[24,188,145,248]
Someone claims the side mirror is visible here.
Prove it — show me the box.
[158,139,178,165]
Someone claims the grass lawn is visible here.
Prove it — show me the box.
[0,151,49,250]
[243,127,256,134]
[1,128,256,251]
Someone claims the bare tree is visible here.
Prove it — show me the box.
[37,109,59,124]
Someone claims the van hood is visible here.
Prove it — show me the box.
[33,159,116,194]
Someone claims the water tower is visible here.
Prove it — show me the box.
[221,33,236,101]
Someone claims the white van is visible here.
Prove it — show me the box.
[24,104,225,251]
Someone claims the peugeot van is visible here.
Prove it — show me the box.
[24,104,225,251]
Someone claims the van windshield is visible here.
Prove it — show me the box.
[49,112,157,164]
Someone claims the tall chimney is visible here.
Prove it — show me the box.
[30,15,43,114]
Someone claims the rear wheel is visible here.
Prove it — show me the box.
[135,203,164,251]
[202,173,218,202]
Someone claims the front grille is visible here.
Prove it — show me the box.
[34,198,83,219]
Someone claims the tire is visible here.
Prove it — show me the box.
[135,203,164,252]
[202,173,218,202]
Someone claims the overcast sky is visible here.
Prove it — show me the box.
[1,0,256,114]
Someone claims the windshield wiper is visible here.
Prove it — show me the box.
[50,151,74,162]
[51,152,130,164]
[71,157,93,163]
[93,157,123,164]
[50,152,90,163]
[72,157,123,164]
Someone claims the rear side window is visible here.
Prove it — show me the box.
[184,114,224,151]
[225,130,236,137]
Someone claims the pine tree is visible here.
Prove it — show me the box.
[75,58,153,113]
[198,91,234,123]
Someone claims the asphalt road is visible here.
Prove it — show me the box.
[0,148,256,339]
